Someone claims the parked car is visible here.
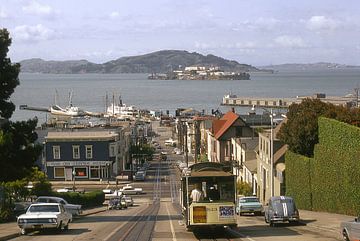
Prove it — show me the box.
[123,196,134,206]
[17,203,72,235]
[13,202,31,218]
[103,189,123,199]
[264,196,300,226]
[341,216,360,241]
[237,196,263,216]
[56,187,85,194]
[119,184,143,195]
[107,197,127,210]
[134,171,146,181]
[35,196,82,216]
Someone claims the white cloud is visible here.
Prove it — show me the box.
[109,11,120,19]
[22,1,53,16]
[306,16,340,31]
[13,24,55,42]
[274,35,306,48]
[232,17,280,31]
[0,8,8,18]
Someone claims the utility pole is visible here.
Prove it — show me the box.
[184,123,188,167]
[194,120,200,163]
[270,109,274,197]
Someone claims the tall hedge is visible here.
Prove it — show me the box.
[286,117,360,215]
[285,151,313,210]
[311,117,360,215]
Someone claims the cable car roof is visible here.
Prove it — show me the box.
[189,170,233,177]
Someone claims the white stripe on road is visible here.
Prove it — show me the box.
[166,202,177,241]
[227,227,256,241]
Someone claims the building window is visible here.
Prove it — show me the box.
[109,144,116,157]
[85,145,93,159]
[54,167,65,178]
[74,167,88,178]
[72,145,80,159]
[90,166,100,179]
[53,146,60,159]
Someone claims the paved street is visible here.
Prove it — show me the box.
[3,121,350,240]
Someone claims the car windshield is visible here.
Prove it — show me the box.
[29,205,59,213]
[240,198,260,203]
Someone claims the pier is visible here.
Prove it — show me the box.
[221,93,358,108]
[19,105,50,112]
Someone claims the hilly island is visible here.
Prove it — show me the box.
[19,50,260,76]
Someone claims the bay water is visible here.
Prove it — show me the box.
[10,69,360,124]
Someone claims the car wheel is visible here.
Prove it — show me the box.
[20,228,28,235]
[342,230,350,241]
[57,221,63,232]
[64,221,69,230]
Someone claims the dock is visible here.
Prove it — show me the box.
[19,105,50,112]
[221,93,358,108]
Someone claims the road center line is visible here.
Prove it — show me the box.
[166,202,176,241]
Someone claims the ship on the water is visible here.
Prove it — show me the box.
[105,94,139,121]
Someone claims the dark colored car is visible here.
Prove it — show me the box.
[264,196,300,226]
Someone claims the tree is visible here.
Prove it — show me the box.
[278,98,360,157]
[0,29,20,119]
[237,181,252,196]
[0,29,42,182]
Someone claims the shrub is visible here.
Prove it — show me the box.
[55,191,105,208]
[237,181,252,196]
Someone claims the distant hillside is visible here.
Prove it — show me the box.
[19,50,259,74]
[260,62,360,72]
[19,58,102,74]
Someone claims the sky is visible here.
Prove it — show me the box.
[1,0,360,66]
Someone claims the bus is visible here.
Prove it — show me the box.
[180,162,237,230]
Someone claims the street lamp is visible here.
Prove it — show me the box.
[72,170,76,191]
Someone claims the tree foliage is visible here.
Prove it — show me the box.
[0,29,20,119]
[237,180,252,196]
[0,28,42,182]
[278,98,360,157]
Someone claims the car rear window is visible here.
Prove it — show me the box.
[29,205,59,213]
[240,198,259,203]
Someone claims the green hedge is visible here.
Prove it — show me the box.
[311,117,360,215]
[55,191,105,209]
[285,151,313,210]
[286,117,360,215]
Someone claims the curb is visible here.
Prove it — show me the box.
[0,233,20,241]
[0,207,108,241]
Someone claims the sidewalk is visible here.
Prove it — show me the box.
[0,206,107,241]
[299,209,354,239]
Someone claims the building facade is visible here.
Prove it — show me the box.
[45,130,121,181]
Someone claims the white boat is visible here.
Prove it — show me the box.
[106,95,138,120]
[50,105,85,117]
[50,90,85,117]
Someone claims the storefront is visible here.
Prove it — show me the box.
[46,160,113,180]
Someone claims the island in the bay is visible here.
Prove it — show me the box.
[19,50,262,79]
[148,66,250,80]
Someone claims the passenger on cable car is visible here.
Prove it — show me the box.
[190,183,203,203]
[208,186,220,202]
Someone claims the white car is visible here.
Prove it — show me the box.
[35,196,82,216]
[103,189,123,199]
[119,185,143,195]
[17,203,72,235]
